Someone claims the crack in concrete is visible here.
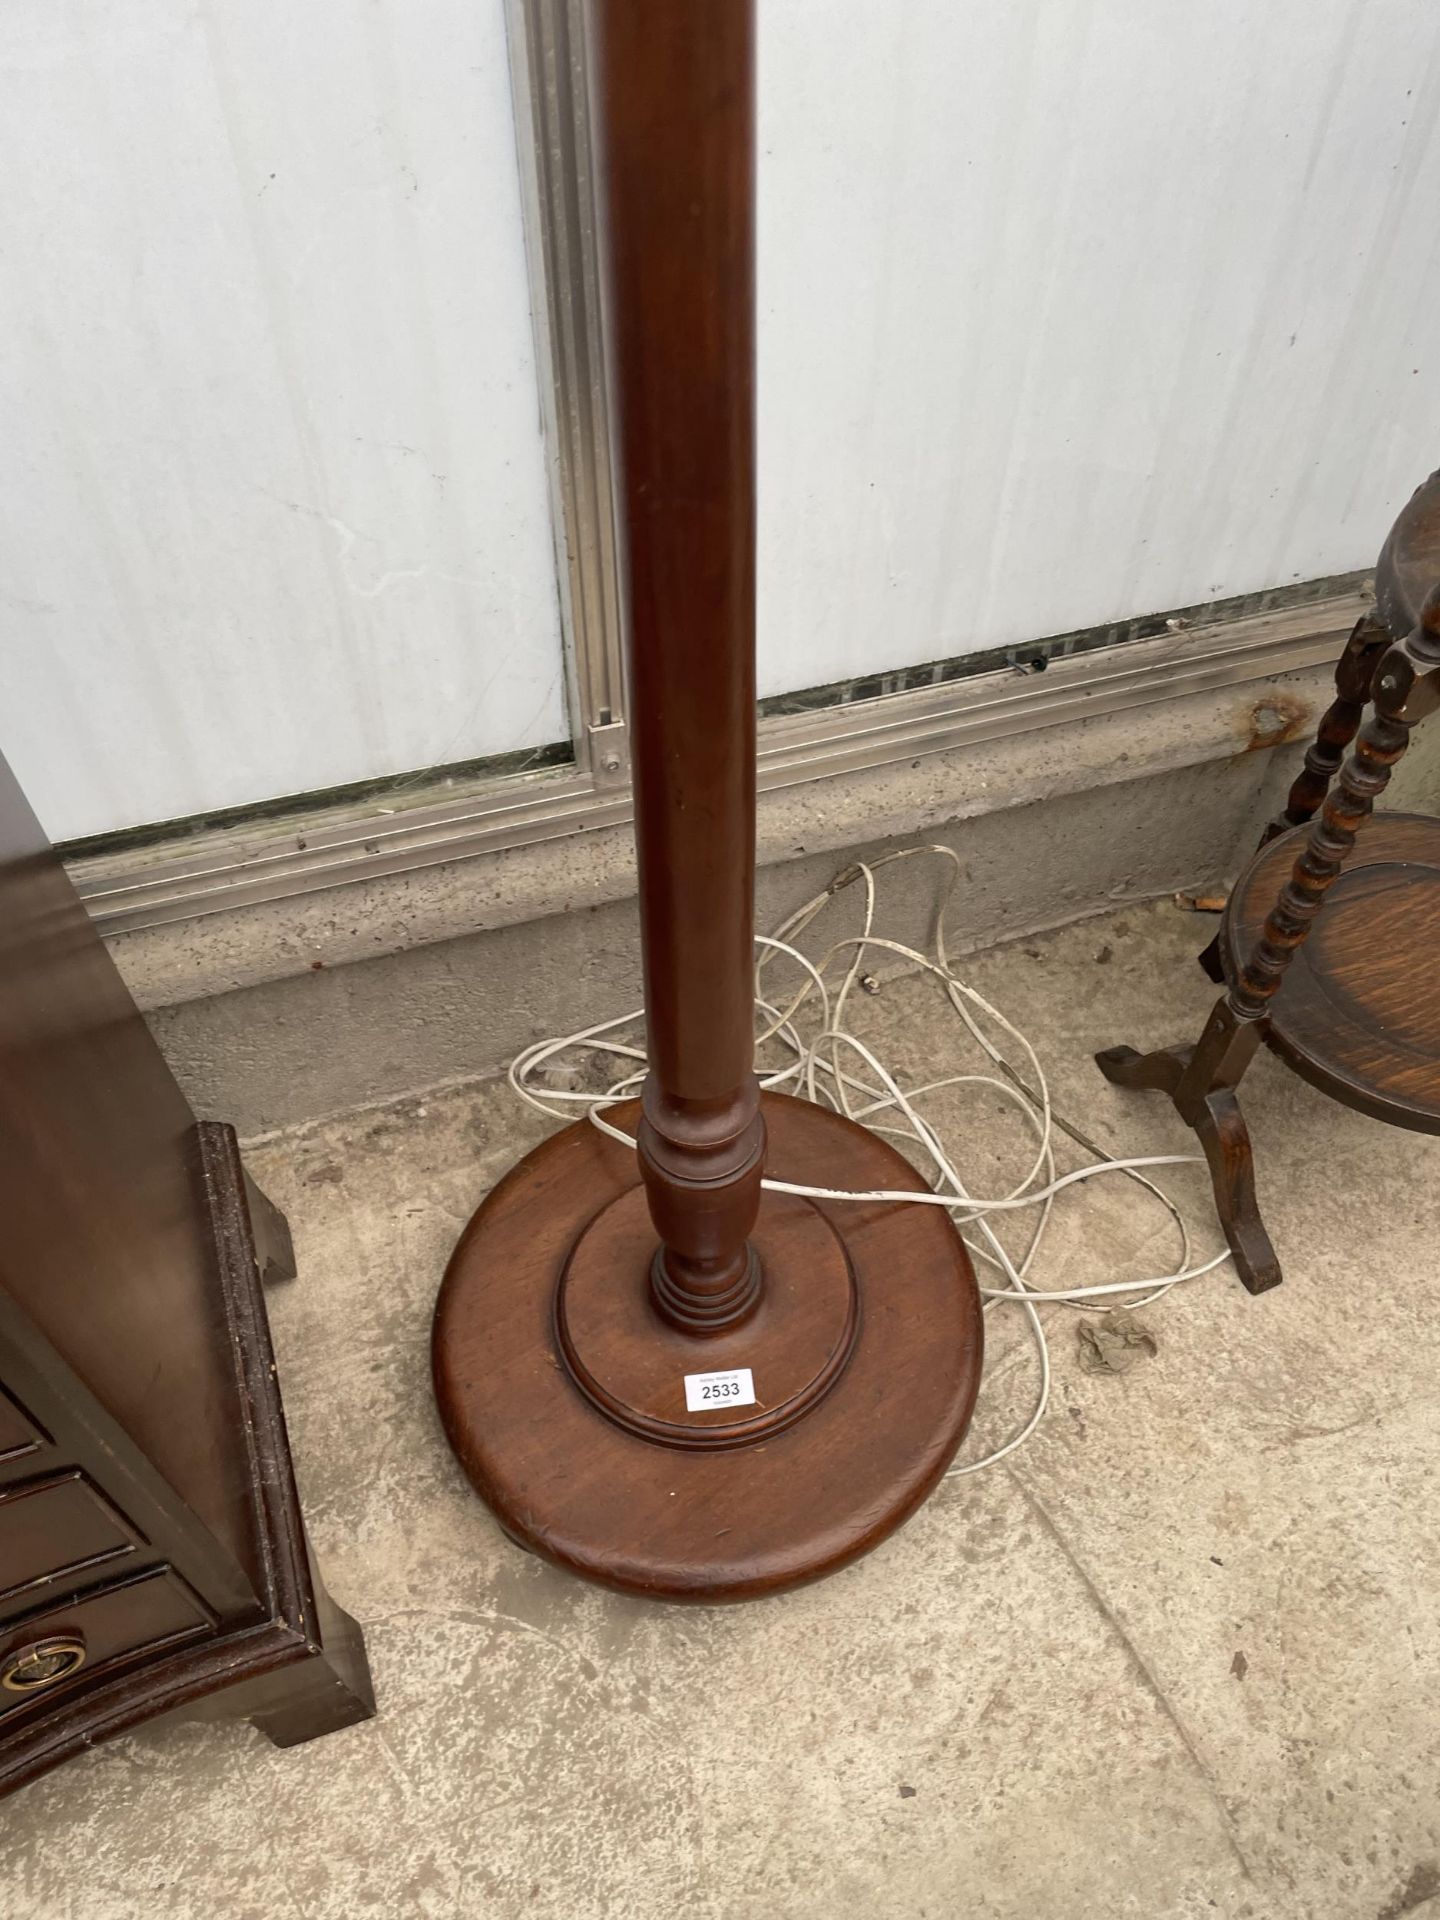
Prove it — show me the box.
[1003,1466,1260,1887]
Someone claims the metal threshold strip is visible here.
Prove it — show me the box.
[73,596,1352,937]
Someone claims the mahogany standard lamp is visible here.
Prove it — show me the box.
[432,0,983,1601]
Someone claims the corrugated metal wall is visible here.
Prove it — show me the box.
[2,0,1439,838]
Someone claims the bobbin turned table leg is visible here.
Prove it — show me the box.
[1199,614,1388,985]
[1100,603,1440,1298]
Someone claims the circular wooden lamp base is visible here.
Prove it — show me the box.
[433,1092,983,1603]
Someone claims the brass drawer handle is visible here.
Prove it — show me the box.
[1,1635,87,1693]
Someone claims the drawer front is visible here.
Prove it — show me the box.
[0,1568,215,1716]
[0,1473,141,1608]
[0,1387,48,1467]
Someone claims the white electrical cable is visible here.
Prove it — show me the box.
[509,846,1232,1475]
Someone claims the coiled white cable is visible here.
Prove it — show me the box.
[508,846,1231,1475]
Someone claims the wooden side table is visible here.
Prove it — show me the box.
[1096,471,1440,1291]
[0,749,374,1796]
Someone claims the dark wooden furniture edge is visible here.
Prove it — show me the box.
[0,1123,373,1795]
[1097,478,1440,1293]
[1217,814,1440,1134]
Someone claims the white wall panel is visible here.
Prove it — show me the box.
[4,1,1440,837]
[0,0,565,841]
[757,0,1440,697]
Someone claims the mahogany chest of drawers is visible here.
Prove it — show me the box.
[0,750,373,1795]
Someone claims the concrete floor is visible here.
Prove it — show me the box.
[5,898,1439,1920]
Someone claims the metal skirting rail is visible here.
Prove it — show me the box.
[70,594,1354,938]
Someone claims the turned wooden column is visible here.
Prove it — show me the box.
[595,0,765,1333]
[432,0,983,1605]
